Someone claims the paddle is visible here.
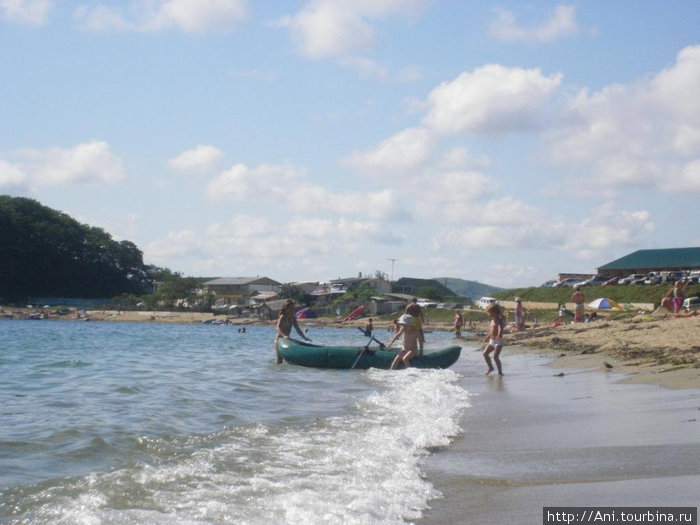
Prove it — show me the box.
[350,330,389,370]
[356,327,387,350]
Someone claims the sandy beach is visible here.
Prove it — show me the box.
[419,347,700,524]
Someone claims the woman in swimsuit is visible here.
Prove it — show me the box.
[274,299,311,364]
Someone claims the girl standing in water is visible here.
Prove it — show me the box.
[274,299,311,364]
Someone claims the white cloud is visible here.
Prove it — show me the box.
[145,229,198,260]
[489,5,581,42]
[436,200,652,257]
[275,0,430,81]
[73,5,129,32]
[343,127,435,176]
[75,0,249,33]
[13,141,126,187]
[169,145,224,174]
[415,171,501,222]
[338,56,389,81]
[205,162,405,221]
[205,163,306,202]
[0,160,27,188]
[679,159,700,192]
[277,0,427,60]
[0,0,55,25]
[547,45,700,193]
[562,203,654,253]
[437,147,491,170]
[144,212,403,276]
[423,64,562,134]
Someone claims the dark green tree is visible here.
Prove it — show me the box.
[0,196,153,301]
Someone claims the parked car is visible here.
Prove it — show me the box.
[581,275,607,287]
[682,297,700,311]
[417,299,438,308]
[477,297,497,309]
[602,277,620,286]
[644,273,662,285]
[661,271,684,283]
[552,278,585,288]
[540,280,557,288]
[618,273,648,285]
[688,271,700,284]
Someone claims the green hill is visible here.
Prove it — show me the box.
[434,277,504,302]
[0,196,153,302]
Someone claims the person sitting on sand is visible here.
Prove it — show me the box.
[274,299,311,364]
[482,303,505,375]
[670,280,690,314]
[387,314,421,369]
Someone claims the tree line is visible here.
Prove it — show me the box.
[0,196,159,303]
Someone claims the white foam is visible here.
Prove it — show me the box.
[11,369,471,525]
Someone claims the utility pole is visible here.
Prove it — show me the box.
[387,258,398,283]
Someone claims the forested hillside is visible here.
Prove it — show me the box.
[436,277,503,301]
[0,196,154,302]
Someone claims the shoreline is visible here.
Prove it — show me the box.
[419,346,700,524]
[4,307,699,390]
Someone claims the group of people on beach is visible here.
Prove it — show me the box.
[273,296,507,375]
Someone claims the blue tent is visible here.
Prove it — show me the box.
[295,307,317,319]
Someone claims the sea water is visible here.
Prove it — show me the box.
[0,320,470,524]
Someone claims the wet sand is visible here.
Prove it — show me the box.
[420,342,700,524]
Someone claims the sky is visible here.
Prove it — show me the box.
[1,0,699,289]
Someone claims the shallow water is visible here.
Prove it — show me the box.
[0,320,469,524]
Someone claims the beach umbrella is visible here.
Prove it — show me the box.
[588,297,621,310]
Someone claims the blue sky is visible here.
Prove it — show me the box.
[1,1,699,288]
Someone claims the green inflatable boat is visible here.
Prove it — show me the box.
[276,338,462,370]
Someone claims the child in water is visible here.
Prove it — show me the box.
[482,302,505,375]
[387,314,421,369]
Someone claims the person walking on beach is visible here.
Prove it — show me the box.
[405,298,425,353]
[571,287,585,323]
[387,314,421,369]
[514,297,525,331]
[274,299,311,364]
[482,303,505,375]
[453,311,464,338]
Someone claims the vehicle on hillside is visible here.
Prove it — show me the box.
[552,278,584,288]
[477,297,497,309]
[660,271,684,283]
[602,277,620,286]
[644,273,662,285]
[682,297,700,311]
[417,299,438,308]
[580,275,607,287]
[540,280,557,288]
[618,273,648,285]
[688,271,700,284]
[630,274,651,285]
